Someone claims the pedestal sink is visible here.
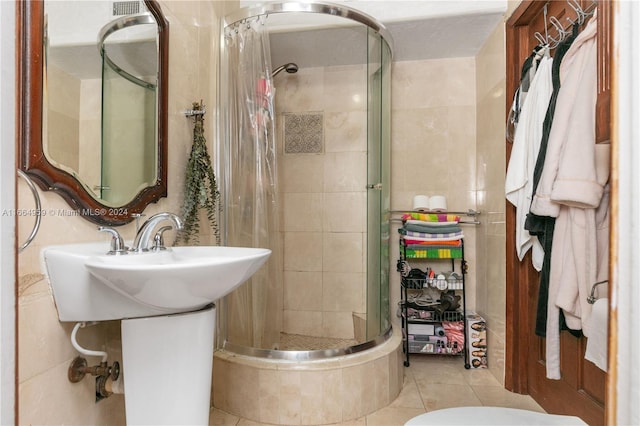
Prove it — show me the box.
[41,242,271,425]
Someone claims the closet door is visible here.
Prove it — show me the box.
[504,1,610,425]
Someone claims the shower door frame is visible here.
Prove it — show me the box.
[217,1,394,360]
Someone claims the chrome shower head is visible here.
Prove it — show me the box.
[272,62,299,77]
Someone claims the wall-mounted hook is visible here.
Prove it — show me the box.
[184,100,206,118]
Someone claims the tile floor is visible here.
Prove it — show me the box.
[209,354,545,425]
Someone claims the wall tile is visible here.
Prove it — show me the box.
[476,22,507,100]
[280,154,325,194]
[258,368,281,424]
[323,192,365,233]
[323,152,366,193]
[323,311,357,339]
[392,58,476,110]
[18,292,76,382]
[323,65,367,113]
[323,272,365,313]
[279,370,303,425]
[284,271,323,311]
[284,193,323,232]
[342,363,365,419]
[277,68,326,112]
[19,361,125,424]
[284,231,323,272]
[283,310,323,337]
[325,111,367,153]
[323,232,363,273]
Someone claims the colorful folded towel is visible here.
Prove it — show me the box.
[402,213,461,223]
[405,219,459,227]
[406,244,462,251]
[404,247,463,259]
[403,238,462,246]
[398,229,464,241]
[404,223,462,234]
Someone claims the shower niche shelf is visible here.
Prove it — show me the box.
[397,238,470,368]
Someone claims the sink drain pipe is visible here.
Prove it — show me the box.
[71,322,108,362]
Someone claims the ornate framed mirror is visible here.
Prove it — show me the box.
[18,0,169,226]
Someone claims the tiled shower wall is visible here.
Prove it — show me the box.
[276,64,368,340]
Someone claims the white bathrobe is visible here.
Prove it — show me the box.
[528,12,608,380]
[505,53,552,272]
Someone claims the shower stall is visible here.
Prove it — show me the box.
[215,3,399,422]
[217,1,392,358]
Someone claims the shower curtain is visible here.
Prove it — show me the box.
[222,16,282,350]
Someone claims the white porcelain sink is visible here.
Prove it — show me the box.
[42,242,271,321]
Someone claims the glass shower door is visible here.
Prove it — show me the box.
[366,30,392,340]
[101,61,157,206]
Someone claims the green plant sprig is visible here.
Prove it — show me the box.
[179,102,220,245]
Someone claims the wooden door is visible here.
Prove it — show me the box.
[504,1,611,425]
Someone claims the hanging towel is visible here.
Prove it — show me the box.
[507,45,546,140]
[584,298,608,372]
[505,51,553,272]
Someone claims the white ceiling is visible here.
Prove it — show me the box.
[240,0,507,63]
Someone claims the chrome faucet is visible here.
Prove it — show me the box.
[130,212,184,252]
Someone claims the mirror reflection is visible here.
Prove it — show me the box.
[44,1,159,207]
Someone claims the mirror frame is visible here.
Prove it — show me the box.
[18,0,169,226]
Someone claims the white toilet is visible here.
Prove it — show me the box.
[405,406,587,425]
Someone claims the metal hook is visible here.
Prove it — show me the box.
[549,16,570,41]
[534,31,548,47]
[543,4,550,45]
[546,34,563,50]
[565,0,580,25]
[566,0,589,26]
[587,280,608,304]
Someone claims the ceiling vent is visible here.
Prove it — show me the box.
[112,1,146,16]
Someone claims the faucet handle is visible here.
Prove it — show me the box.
[151,226,173,251]
[97,226,128,255]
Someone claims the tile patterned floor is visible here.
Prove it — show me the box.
[278,332,359,351]
[209,355,545,425]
